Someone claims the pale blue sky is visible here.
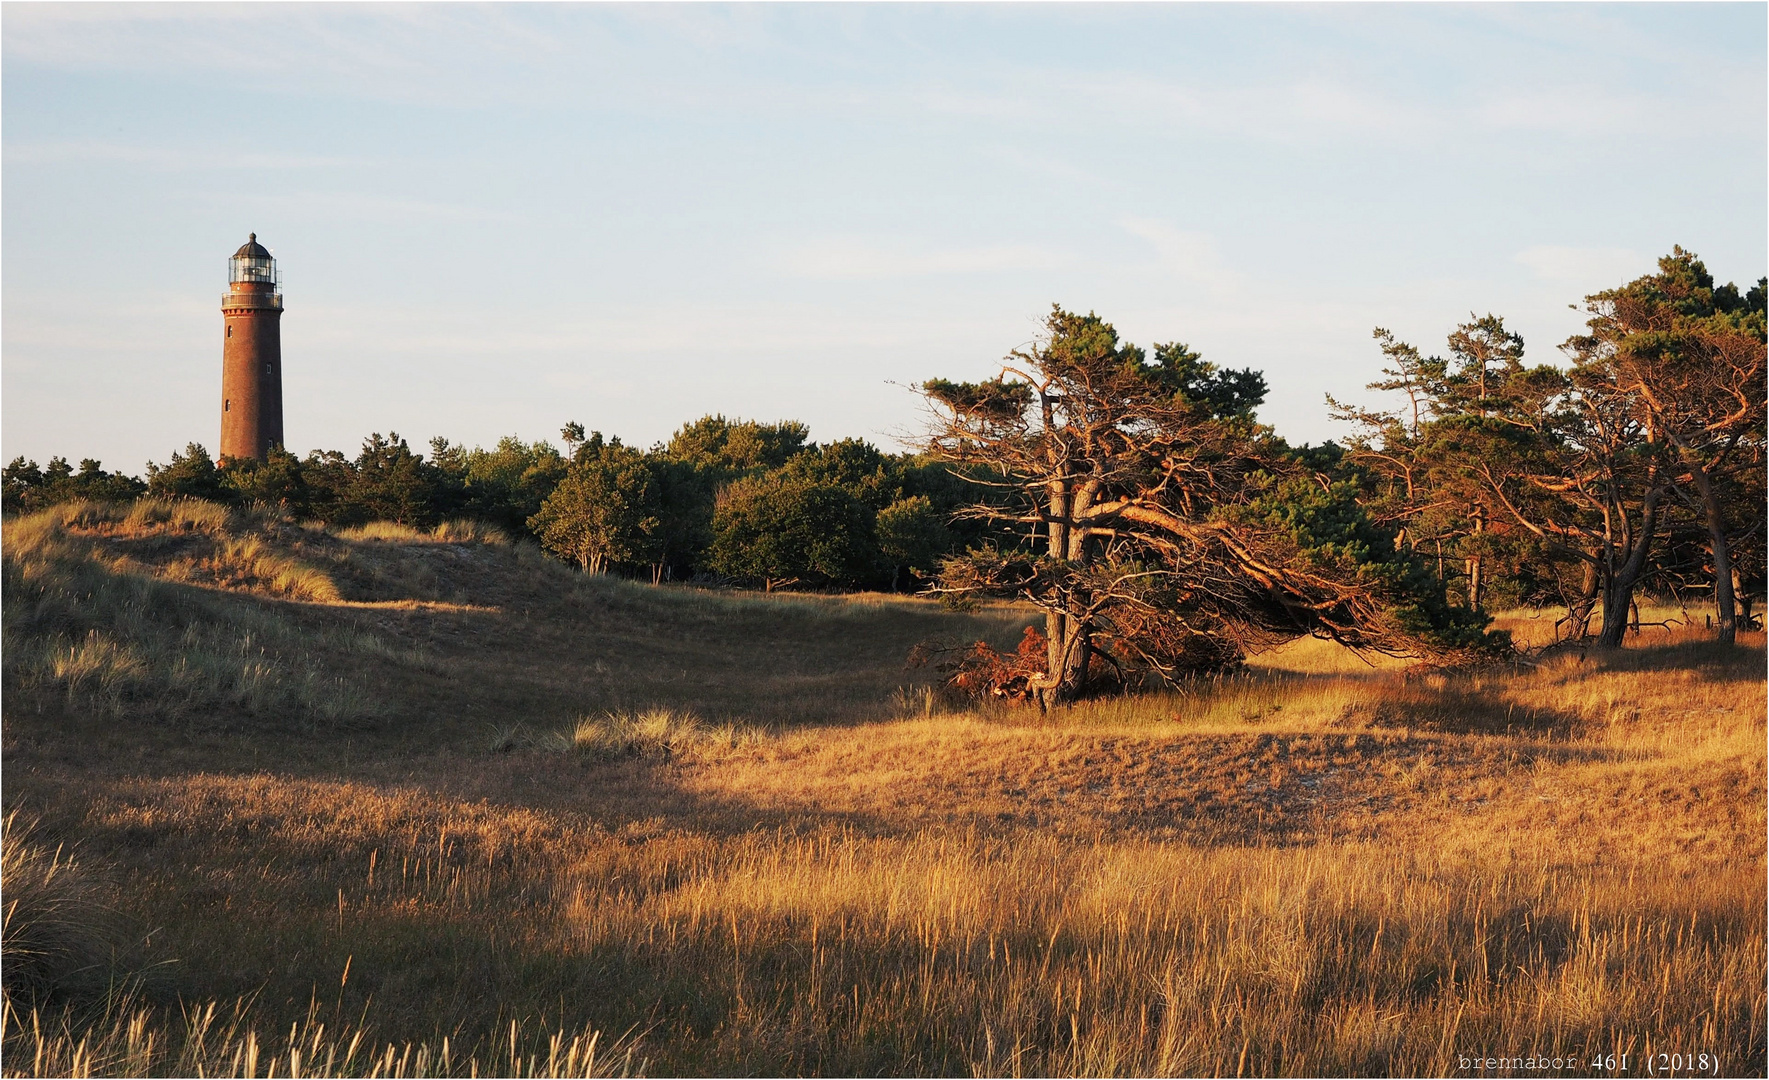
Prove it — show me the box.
[4,3,1764,473]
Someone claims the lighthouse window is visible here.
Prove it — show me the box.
[226,326,232,338]
[225,399,231,412]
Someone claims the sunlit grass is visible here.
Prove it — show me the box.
[2,497,1762,1076]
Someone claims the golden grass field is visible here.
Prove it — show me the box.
[2,499,1763,1077]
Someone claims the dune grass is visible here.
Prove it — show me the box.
[2,498,1762,1076]
[3,504,374,724]
[0,814,119,1004]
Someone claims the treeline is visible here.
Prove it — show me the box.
[2,416,996,593]
[5,247,1761,648]
[908,246,1762,705]
[1328,248,1766,645]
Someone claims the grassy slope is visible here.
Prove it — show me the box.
[2,500,1764,1077]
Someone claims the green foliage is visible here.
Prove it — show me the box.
[708,474,878,590]
[298,449,357,522]
[1148,341,1269,419]
[664,415,810,478]
[781,439,899,510]
[876,495,952,590]
[527,442,661,574]
[220,446,310,513]
[643,416,820,578]
[921,377,1033,424]
[343,433,450,527]
[430,435,567,533]
[1236,474,1501,655]
[145,443,226,502]
[4,456,146,514]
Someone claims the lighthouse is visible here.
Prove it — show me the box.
[220,234,284,461]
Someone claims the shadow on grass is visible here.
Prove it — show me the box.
[1573,634,1768,679]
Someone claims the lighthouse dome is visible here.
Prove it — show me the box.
[229,233,278,286]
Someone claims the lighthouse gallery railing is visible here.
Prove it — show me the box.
[221,292,284,311]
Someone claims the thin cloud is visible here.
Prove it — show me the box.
[774,238,1068,281]
[1514,246,1646,286]
[6,141,353,171]
[1119,220,1246,293]
[227,191,520,225]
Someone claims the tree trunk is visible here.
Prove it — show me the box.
[1034,471,1089,711]
[1062,625,1091,702]
[1683,461,1737,645]
[1466,507,1486,610]
[1565,559,1599,641]
[1597,574,1639,648]
[1035,611,1090,711]
[1595,488,1662,649]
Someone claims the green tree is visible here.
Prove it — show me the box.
[924,305,1498,707]
[1571,249,1766,643]
[528,441,661,575]
[4,456,146,513]
[431,435,568,534]
[220,447,310,514]
[876,495,951,591]
[301,450,358,523]
[664,415,810,477]
[1332,321,1606,640]
[645,453,714,582]
[559,421,586,462]
[1,457,44,513]
[146,443,226,502]
[781,438,900,510]
[348,433,446,527]
[651,415,817,577]
[708,474,877,591]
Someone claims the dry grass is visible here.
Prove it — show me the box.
[3,505,369,723]
[2,995,640,1078]
[2,498,1763,1076]
[430,519,511,546]
[561,708,768,760]
[0,814,117,1001]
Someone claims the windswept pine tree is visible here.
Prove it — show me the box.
[1329,248,1766,648]
[921,305,1499,708]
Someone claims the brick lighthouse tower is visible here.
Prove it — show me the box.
[220,234,284,461]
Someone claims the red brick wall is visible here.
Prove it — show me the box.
[220,287,283,461]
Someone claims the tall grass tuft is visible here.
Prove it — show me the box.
[432,519,510,545]
[159,535,343,601]
[338,522,432,543]
[569,708,707,758]
[118,497,234,536]
[890,683,949,720]
[0,814,117,1001]
[566,708,767,758]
